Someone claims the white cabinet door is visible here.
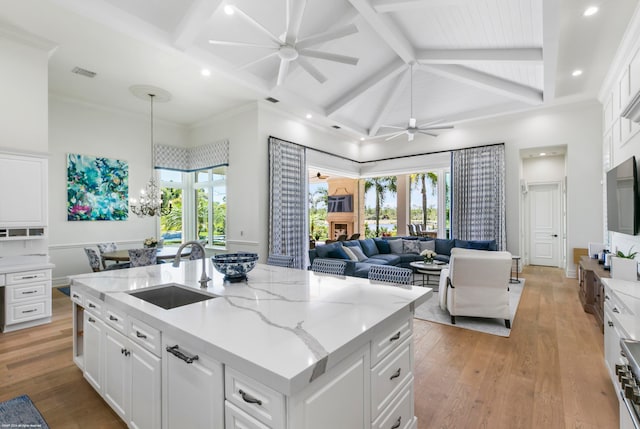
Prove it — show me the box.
[129,340,161,429]
[0,154,47,227]
[104,327,130,422]
[83,310,104,393]
[162,337,224,429]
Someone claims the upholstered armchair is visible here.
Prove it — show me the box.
[438,248,513,328]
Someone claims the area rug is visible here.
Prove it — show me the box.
[56,286,70,297]
[414,280,525,337]
[0,395,50,428]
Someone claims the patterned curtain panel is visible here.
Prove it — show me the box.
[269,137,307,269]
[155,140,229,171]
[451,144,506,250]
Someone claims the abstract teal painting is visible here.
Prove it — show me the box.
[67,154,129,221]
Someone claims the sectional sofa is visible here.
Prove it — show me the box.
[308,237,497,278]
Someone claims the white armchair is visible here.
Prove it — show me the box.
[438,248,513,328]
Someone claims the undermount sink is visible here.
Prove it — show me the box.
[128,283,217,310]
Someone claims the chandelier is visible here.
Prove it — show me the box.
[129,85,173,217]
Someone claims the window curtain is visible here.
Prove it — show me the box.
[269,137,307,269]
[154,140,229,171]
[451,144,506,250]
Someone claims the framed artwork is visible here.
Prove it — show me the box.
[67,153,129,221]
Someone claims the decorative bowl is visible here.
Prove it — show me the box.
[211,253,259,281]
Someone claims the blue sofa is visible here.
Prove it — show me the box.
[308,237,497,278]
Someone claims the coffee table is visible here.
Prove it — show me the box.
[409,261,448,289]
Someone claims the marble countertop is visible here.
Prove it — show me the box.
[0,255,54,274]
[602,278,640,339]
[70,261,431,395]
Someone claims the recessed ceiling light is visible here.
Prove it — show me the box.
[583,6,598,16]
[306,114,312,119]
[572,69,583,77]
[360,137,365,141]
[539,152,546,156]
[201,69,211,77]
[224,5,235,15]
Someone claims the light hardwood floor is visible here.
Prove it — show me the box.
[0,266,618,428]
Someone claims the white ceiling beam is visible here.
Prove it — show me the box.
[347,0,415,63]
[368,70,410,136]
[373,0,469,13]
[416,48,543,64]
[418,64,543,105]
[326,59,407,116]
[173,0,223,49]
[542,0,559,101]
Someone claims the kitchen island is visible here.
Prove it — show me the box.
[70,260,431,429]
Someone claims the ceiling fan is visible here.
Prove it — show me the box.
[377,65,454,142]
[209,1,360,86]
[315,172,329,180]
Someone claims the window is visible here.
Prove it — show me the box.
[195,167,227,247]
[408,169,450,238]
[363,176,398,237]
[159,170,183,245]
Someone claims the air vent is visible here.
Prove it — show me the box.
[331,125,341,129]
[265,97,279,103]
[71,67,97,78]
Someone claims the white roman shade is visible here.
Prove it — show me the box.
[154,140,229,171]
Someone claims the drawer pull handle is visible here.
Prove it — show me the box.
[22,309,37,314]
[390,368,402,380]
[389,331,401,342]
[22,290,38,295]
[136,331,147,339]
[72,294,80,299]
[109,315,119,321]
[605,295,610,300]
[88,317,96,323]
[166,345,199,364]
[238,389,263,406]
[390,416,401,429]
[608,321,614,327]
[613,307,620,313]
[121,348,130,357]
[20,275,38,280]
[88,303,96,308]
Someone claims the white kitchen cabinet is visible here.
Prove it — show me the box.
[83,309,104,393]
[104,324,161,429]
[162,336,224,429]
[603,284,630,386]
[2,267,52,332]
[0,153,47,228]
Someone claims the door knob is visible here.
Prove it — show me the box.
[552,234,558,237]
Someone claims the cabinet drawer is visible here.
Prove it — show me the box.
[371,314,412,366]
[225,366,285,429]
[104,306,127,333]
[371,337,413,419]
[372,378,415,429]
[7,282,49,303]
[7,299,50,324]
[129,317,161,356]
[225,401,270,429]
[85,295,103,316]
[6,269,50,285]
[70,287,84,306]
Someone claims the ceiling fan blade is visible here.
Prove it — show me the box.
[237,52,279,71]
[276,59,290,86]
[418,125,454,130]
[417,119,445,128]
[297,57,327,83]
[379,124,405,130]
[285,0,307,45]
[385,131,406,141]
[208,40,276,49]
[232,6,283,45]
[417,131,438,137]
[409,117,416,128]
[299,49,359,65]
[296,24,359,50]
[408,133,415,142]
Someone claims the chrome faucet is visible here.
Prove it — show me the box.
[172,241,211,288]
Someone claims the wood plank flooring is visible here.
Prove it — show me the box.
[0,266,618,428]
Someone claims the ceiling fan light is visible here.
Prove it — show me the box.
[278,46,299,61]
[583,6,598,16]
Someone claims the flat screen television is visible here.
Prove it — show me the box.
[328,195,353,213]
[607,156,639,235]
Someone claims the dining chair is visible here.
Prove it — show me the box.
[84,248,103,272]
[97,242,118,269]
[368,265,413,288]
[267,254,294,268]
[128,248,158,267]
[311,259,347,276]
[347,233,360,240]
[189,243,205,260]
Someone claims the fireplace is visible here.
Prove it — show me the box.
[330,222,353,240]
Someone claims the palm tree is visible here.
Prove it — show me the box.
[410,172,437,227]
[364,176,397,236]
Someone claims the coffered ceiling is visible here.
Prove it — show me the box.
[1,0,638,142]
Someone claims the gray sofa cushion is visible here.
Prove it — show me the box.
[402,239,420,254]
[419,240,435,252]
[360,238,380,257]
[349,246,368,262]
[367,253,401,265]
[388,239,404,254]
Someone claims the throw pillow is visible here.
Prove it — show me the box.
[360,238,380,257]
[468,240,497,251]
[403,239,420,254]
[327,245,350,260]
[388,239,404,254]
[349,246,368,262]
[316,242,343,259]
[435,238,456,256]
[341,246,359,261]
[419,239,435,252]
[454,239,471,249]
[373,238,391,254]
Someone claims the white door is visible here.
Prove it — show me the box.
[529,183,561,266]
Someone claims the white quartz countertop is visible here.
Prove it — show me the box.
[602,277,640,339]
[0,255,54,273]
[70,261,431,395]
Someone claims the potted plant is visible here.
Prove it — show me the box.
[611,246,638,281]
[143,237,159,248]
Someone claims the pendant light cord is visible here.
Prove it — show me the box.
[410,63,413,120]
[149,93,155,170]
